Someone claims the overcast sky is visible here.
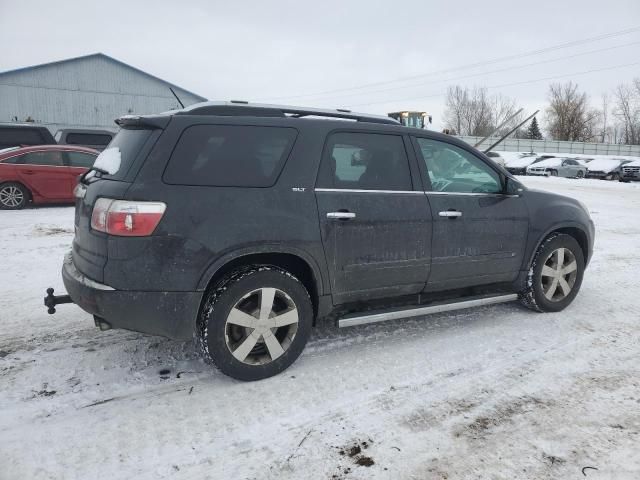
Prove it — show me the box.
[1,0,638,129]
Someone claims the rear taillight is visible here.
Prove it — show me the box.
[90,198,166,237]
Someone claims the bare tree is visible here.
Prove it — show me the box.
[544,82,600,141]
[443,86,520,137]
[612,80,640,145]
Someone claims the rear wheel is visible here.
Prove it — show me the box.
[197,266,313,381]
[519,233,585,312]
[0,182,29,210]
[576,170,585,179]
[610,172,620,181]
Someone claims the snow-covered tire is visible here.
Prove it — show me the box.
[519,233,585,313]
[0,182,29,210]
[196,266,313,381]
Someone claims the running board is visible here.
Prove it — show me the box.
[338,293,518,328]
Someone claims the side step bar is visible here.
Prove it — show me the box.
[338,293,518,328]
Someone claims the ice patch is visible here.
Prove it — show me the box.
[93,147,121,175]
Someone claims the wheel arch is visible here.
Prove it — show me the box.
[197,248,324,317]
[528,224,590,269]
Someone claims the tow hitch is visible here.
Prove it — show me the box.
[44,288,73,314]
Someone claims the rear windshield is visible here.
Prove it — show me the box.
[0,128,47,148]
[92,128,152,180]
[66,133,113,146]
[163,125,297,187]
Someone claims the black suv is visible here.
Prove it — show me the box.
[0,123,55,149]
[53,101,595,381]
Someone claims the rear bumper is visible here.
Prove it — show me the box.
[62,253,202,340]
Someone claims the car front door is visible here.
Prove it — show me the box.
[315,131,432,304]
[15,151,69,200]
[412,137,529,291]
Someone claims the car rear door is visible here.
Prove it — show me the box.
[411,136,529,291]
[15,150,69,200]
[315,131,432,304]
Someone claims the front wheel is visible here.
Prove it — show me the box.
[519,233,585,312]
[197,266,313,381]
[576,170,585,179]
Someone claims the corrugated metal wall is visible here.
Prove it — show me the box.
[457,135,640,156]
[0,55,206,134]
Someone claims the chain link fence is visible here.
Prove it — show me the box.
[456,136,640,156]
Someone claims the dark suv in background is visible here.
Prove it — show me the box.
[53,101,595,381]
[0,123,55,149]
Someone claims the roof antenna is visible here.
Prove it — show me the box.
[169,87,185,109]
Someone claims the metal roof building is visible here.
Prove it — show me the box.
[0,53,207,134]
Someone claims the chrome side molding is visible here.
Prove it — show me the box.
[338,293,518,328]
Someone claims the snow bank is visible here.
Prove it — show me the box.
[92,147,121,175]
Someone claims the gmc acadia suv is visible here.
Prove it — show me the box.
[52,101,595,381]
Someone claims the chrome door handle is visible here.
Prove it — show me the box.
[327,211,356,220]
[439,211,462,218]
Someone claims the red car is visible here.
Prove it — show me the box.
[0,145,98,209]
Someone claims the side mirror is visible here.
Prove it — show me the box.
[505,176,523,195]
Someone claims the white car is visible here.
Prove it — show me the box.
[526,158,588,178]
[505,155,556,175]
[485,151,505,167]
[586,158,632,180]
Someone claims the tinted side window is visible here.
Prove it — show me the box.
[66,151,97,168]
[19,151,64,166]
[0,128,45,148]
[66,133,113,146]
[414,138,501,194]
[163,125,297,187]
[317,132,412,191]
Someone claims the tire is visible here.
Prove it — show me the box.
[610,173,620,181]
[0,182,29,210]
[519,233,585,313]
[576,170,585,179]
[549,170,558,177]
[197,266,313,381]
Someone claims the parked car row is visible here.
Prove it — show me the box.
[0,123,114,150]
[0,145,99,209]
[505,153,636,181]
[0,123,114,209]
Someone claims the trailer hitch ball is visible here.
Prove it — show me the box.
[44,287,73,314]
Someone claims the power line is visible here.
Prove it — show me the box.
[344,61,640,108]
[288,40,640,104]
[257,26,640,102]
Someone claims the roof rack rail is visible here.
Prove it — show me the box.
[177,101,399,125]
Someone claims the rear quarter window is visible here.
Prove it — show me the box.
[93,128,153,179]
[163,125,297,187]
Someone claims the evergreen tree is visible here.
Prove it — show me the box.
[527,116,543,140]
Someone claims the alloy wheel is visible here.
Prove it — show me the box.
[540,247,578,302]
[224,287,299,365]
[0,185,24,208]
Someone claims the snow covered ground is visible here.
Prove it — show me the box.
[1,177,639,480]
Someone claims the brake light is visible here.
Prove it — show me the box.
[91,198,166,236]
